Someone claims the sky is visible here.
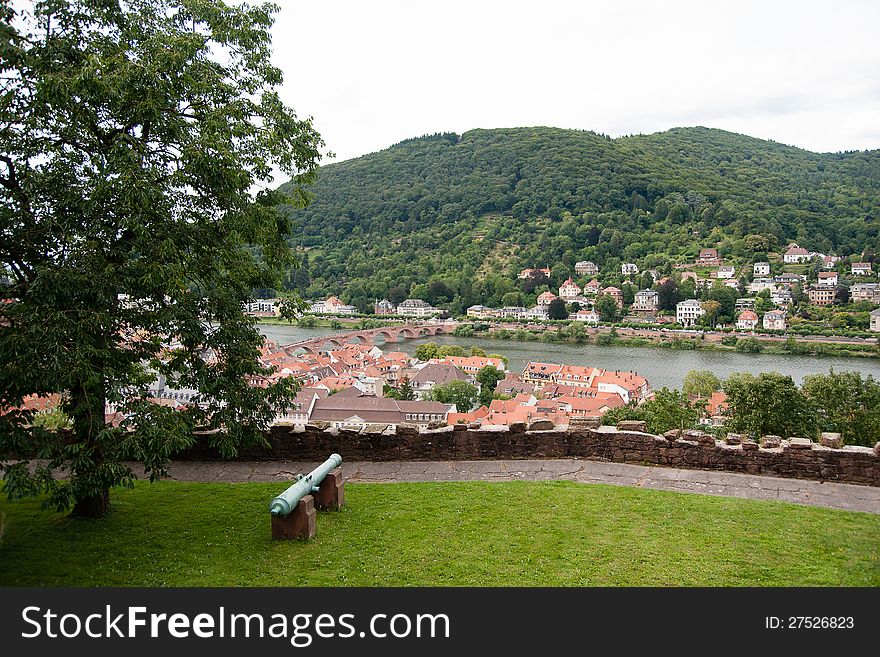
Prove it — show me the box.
[269,0,880,163]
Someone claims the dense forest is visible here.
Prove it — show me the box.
[276,127,880,314]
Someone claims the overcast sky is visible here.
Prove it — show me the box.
[270,0,880,163]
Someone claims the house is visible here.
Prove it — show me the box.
[522,362,563,386]
[736,310,759,330]
[582,279,602,295]
[822,255,839,270]
[242,298,280,316]
[735,298,755,310]
[852,262,873,276]
[763,310,787,331]
[715,266,736,279]
[409,362,470,399]
[498,306,528,319]
[396,298,439,317]
[571,309,600,323]
[621,263,639,275]
[466,304,495,319]
[676,299,704,327]
[309,392,454,429]
[558,278,582,300]
[518,267,551,279]
[817,271,838,286]
[775,273,805,286]
[871,309,880,332]
[850,283,880,304]
[525,305,549,320]
[590,370,652,404]
[644,269,660,283]
[537,291,558,306]
[698,391,729,427]
[753,262,771,277]
[784,244,810,263]
[441,355,506,373]
[555,364,601,389]
[374,299,396,315]
[748,277,777,294]
[575,261,599,275]
[494,373,536,397]
[696,248,722,266]
[771,288,794,306]
[807,284,837,306]
[632,289,659,313]
[600,286,623,308]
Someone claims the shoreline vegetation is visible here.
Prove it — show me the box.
[254,316,880,359]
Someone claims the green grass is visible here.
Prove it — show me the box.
[1,480,878,586]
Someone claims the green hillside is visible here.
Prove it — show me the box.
[278,127,880,313]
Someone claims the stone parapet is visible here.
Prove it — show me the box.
[178,424,880,487]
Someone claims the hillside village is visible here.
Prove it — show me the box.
[247,242,880,335]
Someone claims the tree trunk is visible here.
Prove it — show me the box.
[71,488,111,518]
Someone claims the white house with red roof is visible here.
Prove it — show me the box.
[558,278,582,300]
[818,271,838,286]
[736,309,759,330]
[784,244,810,263]
[852,262,873,276]
[537,291,558,306]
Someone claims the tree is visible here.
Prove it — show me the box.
[414,343,440,361]
[429,380,479,413]
[723,373,816,439]
[594,294,618,322]
[387,286,407,305]
[801,371,880,446]
[603,388,700,434]
[700,300,721,327]
[476,365,506,407]
[488,353,509,369]
[682,370,721,398]
[397,377,416,401]
[547,298,569,320]
[656,279,681,312]
[470,346,487,357]
[0,1,323,517]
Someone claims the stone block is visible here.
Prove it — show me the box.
[760,435,781,448]
[508,421,527,434]
[696,432,716,447]
[875,442,880,457]
[271,495,316,541]
[725,433,742,445]
[787,437,813,450]
[741,440,759,451]
[314,468,345,511]
[820,432,843,448]
[664,429,682,441]
[527,419,555,431]
[617,420,647,433]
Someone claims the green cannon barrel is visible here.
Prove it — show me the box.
[269,453,343,517]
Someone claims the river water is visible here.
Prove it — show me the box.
[257,323,880,391]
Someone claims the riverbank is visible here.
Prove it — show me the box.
[462,324,880,359]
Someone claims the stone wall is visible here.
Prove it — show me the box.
[178,423,880,487]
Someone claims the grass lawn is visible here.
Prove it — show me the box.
[1,480,878,586]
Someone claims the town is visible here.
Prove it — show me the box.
[245,242,880,337]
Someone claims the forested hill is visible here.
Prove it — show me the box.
[277,126,880,314]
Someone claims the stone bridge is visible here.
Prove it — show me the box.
[280,322,455,355]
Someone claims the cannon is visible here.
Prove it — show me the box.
[269,453,343,516]
[269,454,344,540]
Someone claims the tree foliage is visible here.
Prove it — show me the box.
[0,1,323,516]
[723,373,816,439]
[682,370,721,398]
[801,371,880,446]
[429,380,479,413]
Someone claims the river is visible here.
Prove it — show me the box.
[257,323,880,390]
